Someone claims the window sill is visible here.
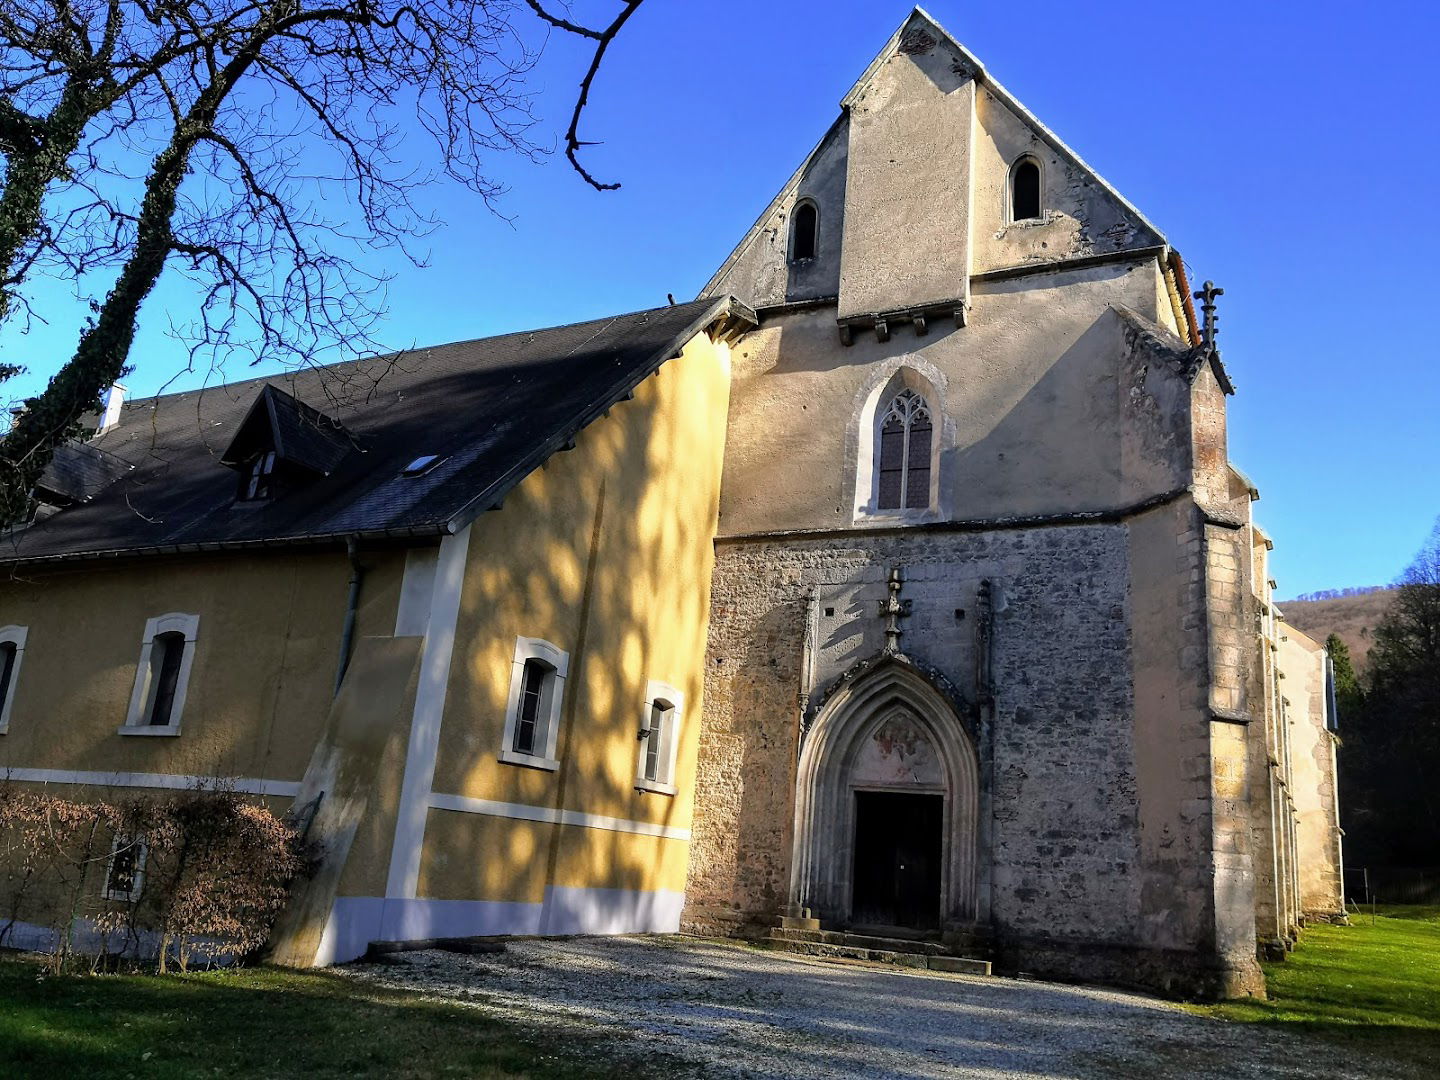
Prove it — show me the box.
[497,748,559,772]
[117,725,182,737]
[635,779,677,797]
[855,508,940,526]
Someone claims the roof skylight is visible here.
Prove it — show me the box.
[402,455,443,477]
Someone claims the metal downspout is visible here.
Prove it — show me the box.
[334,535,364,697]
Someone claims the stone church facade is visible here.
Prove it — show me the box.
[679,10,1343,997]
[0,10,1342,1000]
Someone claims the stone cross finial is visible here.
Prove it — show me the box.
[1194,280,1224,355]
[879,566,912,655]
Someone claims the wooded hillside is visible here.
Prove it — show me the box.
[1278,588,1398,673]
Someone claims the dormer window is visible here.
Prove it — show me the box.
[790,199,818,262]
[240,450,277,501]
[1010,157,1042,222]
[220,384,351,503]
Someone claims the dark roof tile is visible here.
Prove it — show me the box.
[3,297,746,563]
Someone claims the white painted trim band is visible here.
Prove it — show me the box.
[0,767,299,797]
[428,792,691,841]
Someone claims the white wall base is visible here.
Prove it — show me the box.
[0,916,231,965]
[316,885,685,964]
[538,886,685,935]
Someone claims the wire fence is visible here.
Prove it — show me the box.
[1345,866,1440,906]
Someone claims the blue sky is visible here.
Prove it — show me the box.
[4,1,1437,596]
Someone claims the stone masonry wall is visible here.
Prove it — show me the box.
[684,523,1147,952]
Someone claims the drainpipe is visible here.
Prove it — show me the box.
[334,536,364,697]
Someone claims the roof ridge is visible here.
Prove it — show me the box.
[114,298,715,411]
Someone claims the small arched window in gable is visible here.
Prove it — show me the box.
[877,389,933,511]
[1010,157,1042,222]
[790,200,818,262]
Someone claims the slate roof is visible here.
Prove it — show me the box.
[2,296,751,564]
[36,442,135,506]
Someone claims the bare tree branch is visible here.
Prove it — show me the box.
[523,1,602,41]
[544,0,644,192]
[0,0,650,524]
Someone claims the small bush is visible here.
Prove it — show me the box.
[0,785,309,972]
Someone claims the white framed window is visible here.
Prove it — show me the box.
[853,366,942,520]
[635,681,683,795]
[104,833,147,903]
[498,637,568,771]
[0,625,27,734]
[122,613,199,735]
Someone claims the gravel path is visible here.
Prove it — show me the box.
[341,936,1410,1079]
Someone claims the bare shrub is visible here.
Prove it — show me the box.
[0,784,309,972]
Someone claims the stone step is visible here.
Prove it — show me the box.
[761,937,931,967]
[927,955,992,976]
[773,915,822,931]
[761,936,992,976]
[768,928,948,955]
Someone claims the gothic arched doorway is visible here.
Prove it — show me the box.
[790,658,979,930]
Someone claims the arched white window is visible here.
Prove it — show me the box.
[853,367,942,519]
[499,636,568,771]
[1010,156,1042,222]
[877,389,933,511]
[790,199,818,262]
[0,625,27,733]
[122,613,199,734]
[636,680,683,795]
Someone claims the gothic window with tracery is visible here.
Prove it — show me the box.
[877,389,933,511]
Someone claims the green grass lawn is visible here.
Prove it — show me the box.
[0,954,666,1079]
[1192,905,1440,1073]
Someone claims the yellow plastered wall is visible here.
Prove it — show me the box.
[0,549,405,785]
[420,332,731,902]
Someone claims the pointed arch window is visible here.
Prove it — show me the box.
[790,200,818,262]
[1010,157,1041,222]
[877,389,933,510]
